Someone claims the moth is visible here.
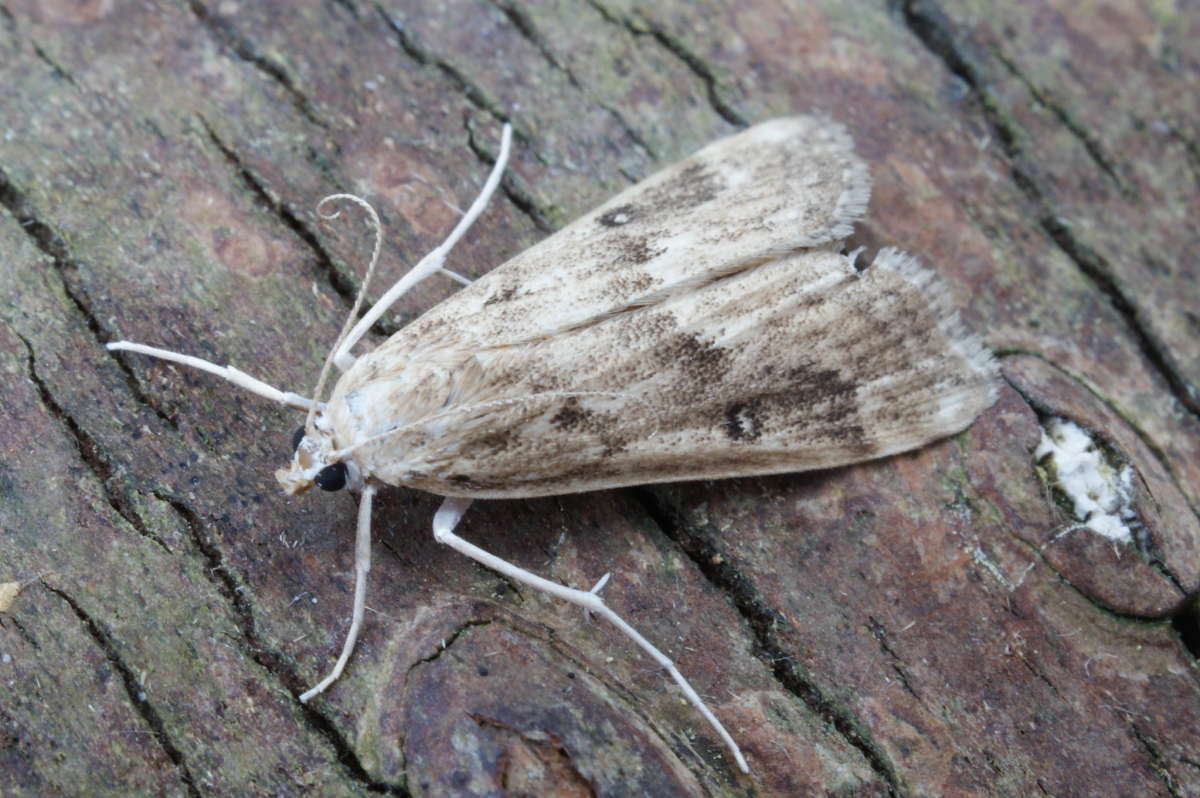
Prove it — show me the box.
[109,117,997,775]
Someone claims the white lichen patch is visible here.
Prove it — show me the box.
[0,581,19,613]
[1035,417,1136,544]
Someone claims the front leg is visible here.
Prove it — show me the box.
[300,484,377,703]
[431,497,750,774]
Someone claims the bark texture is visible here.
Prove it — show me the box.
[0,1,1197,796]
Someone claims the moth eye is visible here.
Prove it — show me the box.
[291,426,306,453]
[314,462,348,492]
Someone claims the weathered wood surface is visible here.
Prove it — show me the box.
[1,1,1197,795]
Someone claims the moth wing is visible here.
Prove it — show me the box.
[345,248,997,498]
[380,116,871,355]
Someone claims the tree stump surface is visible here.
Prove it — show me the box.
[1,1,1197,796]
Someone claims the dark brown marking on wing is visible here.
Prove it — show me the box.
[723,399,762,442]
[783,360,867,446]
[645,163,724,213]
[604,270,656,297]
[665,331,730,384]
[476,429,516,454]
[484,284,519,306]
[550,397,591,431]
[598,204,638,227]
[612,234,665,266]
[446,474,482,490]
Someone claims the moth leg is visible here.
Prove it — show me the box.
[438,266,473,286]
[431,496,751,774]
[334,124,513,371]
[299,484,377,703]
[582,572,610,622]
[106,341,314,411]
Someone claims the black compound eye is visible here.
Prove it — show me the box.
[291,426,306,454]
[314,462,348,492]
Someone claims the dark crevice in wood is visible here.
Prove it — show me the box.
[30,41,78,87]
[41,582,203,798]
[328,0,361,20]
[374,4,522,142]
[990,48,1134,200]
[152,491,408,795]
[3,615,39,649]
[637,28,747,129]
[196,116,352,297]
[1172,126,1200,186]
[463,116,556,233]
[631,487,906,797]
[491,0,580,88]
[372,3,558,233]
[184,0,329,128]
[1127,722,1187,798]
[0,168,179,431]
[995,514,1191,627]
[18,334,173,554]
[195,115,404,338]
[406,617,493,671]
[599,100,659,166]
[487,0,657,163]
[1039,215,1198,410]
[1012,645,1064,701]
[865,616,928,709]
[900,0,1200,420]
[583,0,748,128]
[1035,777,1058,797]
[1172,597,1200,663]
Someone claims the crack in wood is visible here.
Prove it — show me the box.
[900,0,1200,420]
[1128,721,1187,798]
[486,0,657,163]
[29,40,78,87]
[151,489,407,794]
[18,333,173,554]
[991,48,1134,201]
[0,168,178,431]
[17,325,405,792]
[866,615,928,709]
[1171,598,1200,662]
[583,0,748,128]
[41,581,203,798]
[373,3,524,142]
[184,0,329,129]
[195,113,368,312]
[463,115,556,233]
[631,486,907,797]
[406,617,494,672]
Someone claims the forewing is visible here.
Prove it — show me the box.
[352,248,997,498]
[377,116,871,355]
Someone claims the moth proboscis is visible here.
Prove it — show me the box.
[108,117,998,776]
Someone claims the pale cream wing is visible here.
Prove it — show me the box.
[338,248,997,498]
[374,115,871,356]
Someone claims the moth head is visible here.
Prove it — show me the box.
[276,415,360,496]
